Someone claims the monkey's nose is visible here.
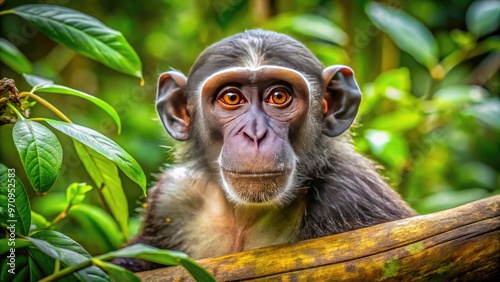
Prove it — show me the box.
[242,128,267,148]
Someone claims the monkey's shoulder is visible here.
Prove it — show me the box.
[147,165,206,215]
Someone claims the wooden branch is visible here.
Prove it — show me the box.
[138,195,500,281]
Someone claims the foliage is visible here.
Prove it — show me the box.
[359,0,499,211]
[0,3,213,281]
[0,0,498,280]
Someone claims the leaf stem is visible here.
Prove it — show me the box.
[19,92,73,123]
[6,103,25,120]
[96,183,113,215]
[46,205,71,229]
[424,78,441,100]
[39,259,93,282]
[0,224,27,239]
[54,260,61,273]
[0,10,13,16]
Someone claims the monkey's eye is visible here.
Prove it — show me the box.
[267,88,292,107]
[218,88,245,109]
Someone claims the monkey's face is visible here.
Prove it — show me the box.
[197,66,310,204]
[155,30,362,206]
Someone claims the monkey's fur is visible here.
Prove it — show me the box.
[114,30,415,272]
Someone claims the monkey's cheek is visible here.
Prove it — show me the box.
[221,172,291,204]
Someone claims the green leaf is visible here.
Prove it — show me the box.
[467,98,500,130]
[28,248,67,281]
[0,38,33,74]
[98,244,216,282]
[416,189,490,214]
[23,73,54,88]
[31,194,123,252]
[30,211,49,231]
[433,85,489,109]
[28,252,47,281]
[31,193,67,217]
[34,84,122,134]
[74,141,129,241]
[69,204,124,250]
[291,14,348,46]
[11,4,143,79]
[366,2,438,69]
[0,248,30,282]
[45,119,146,192]
[12,120,63,195]
[93,260,141,282]
[308,43,348,66]
[30,230,92,258]
[368,109,423,132]
[99,243,186,263]
[179,259,218,282]
[456,162,497,189]
[66,182,93,206]
[374,68,412,92]
[466,1,500,37]
[28,230,110,281]
[0,238,32,255]
[0,163,31,235]
[365,130,409,169]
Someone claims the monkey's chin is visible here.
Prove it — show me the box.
[220,169,294,206]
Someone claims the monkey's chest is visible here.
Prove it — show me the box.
[182,212,300,260]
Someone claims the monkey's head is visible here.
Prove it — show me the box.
[156,30,361,205]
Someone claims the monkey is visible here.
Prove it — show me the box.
[114,29,415,272]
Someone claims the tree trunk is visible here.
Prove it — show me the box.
[138,195,500,281]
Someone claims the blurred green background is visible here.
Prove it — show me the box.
[1,0,499,254]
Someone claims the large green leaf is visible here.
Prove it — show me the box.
[366,2,438,69]
[466,1,500,37]
[12,120,63,195]
[34,84,122,133]
[11,4,142,79]
[291,14,348,46]
[69,204,124,251]
[0,38,33,74]
[45,119,146,192]
[0,164,31,235]
[98,244,216,282]
[93,260,141,282]
[74,140,129,241]
[29,230,110,281]
[266,14,348,46]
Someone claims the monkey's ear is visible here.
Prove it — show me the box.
[156,71,190,141]
[321,65,361,137]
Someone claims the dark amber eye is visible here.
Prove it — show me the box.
[268,88,291,106]
[218,88,245,109]
[222,92,242,105]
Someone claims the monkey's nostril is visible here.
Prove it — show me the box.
[242,129,267,147]
[243,131,254,142]
[256,130,267,144]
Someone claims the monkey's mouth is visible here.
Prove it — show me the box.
[219,167,293,204]
[221,167,288,177]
